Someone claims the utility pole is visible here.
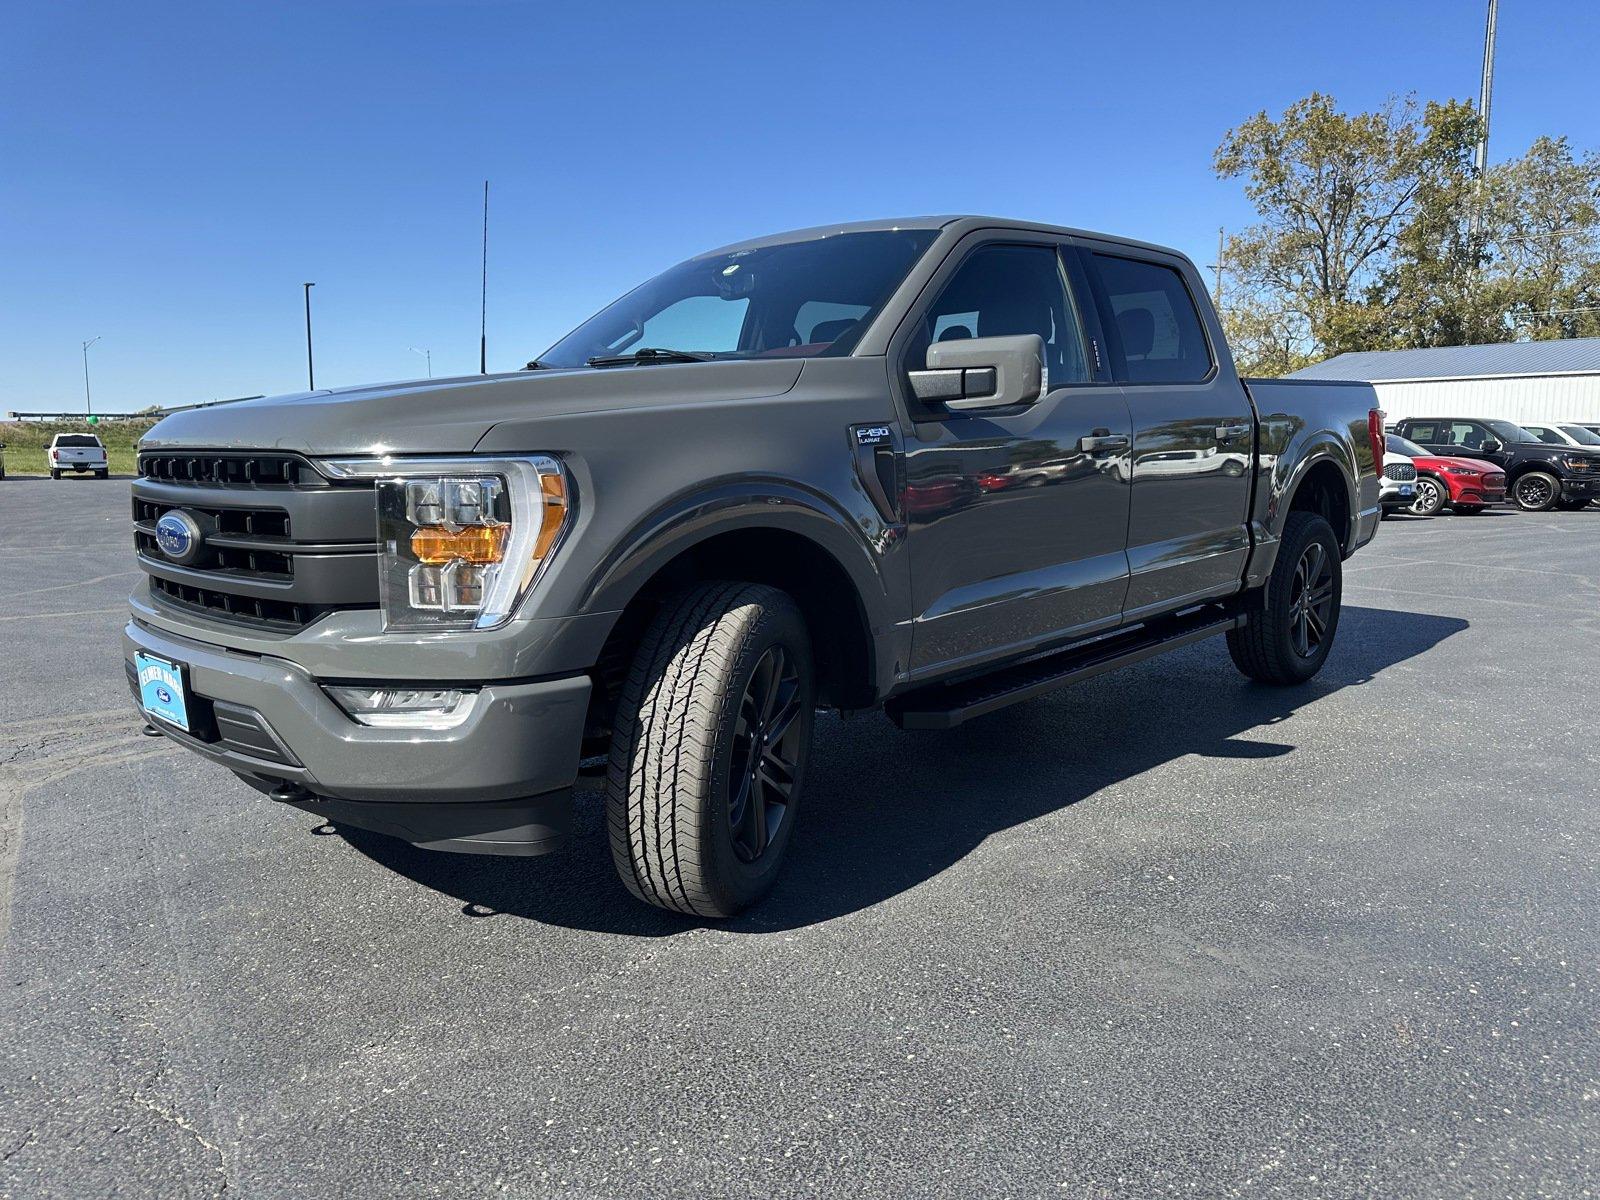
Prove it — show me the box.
[480,180,489,374]
[1203,227,1228,310]
[303,282,316,390]
[81,336,101,415]
[1470,0,1499,242]
[410,346,433,378]
[1475,0,1499,180]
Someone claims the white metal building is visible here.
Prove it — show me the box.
[1288,338,1600,426]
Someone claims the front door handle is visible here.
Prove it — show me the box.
[1215,423,1251,442]
[1079,433,1130,454]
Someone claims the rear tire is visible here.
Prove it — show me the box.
[1227,511,1342,686]
[49,469,60,480]
[95,469,109,479]
[606,582,815,918]
[1512,470,1561,511]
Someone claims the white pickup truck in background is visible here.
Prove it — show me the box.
[48,433,109,479]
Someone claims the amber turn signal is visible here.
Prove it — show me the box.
[410,524,509,565]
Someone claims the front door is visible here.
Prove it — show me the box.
[898,240,1133,675]
[1082,247,1254,616]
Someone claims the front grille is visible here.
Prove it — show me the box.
[1485,473,1506,487]
[149,577,334,629]
[139,452,312,487]
[134,450,378,630]
[1384,462,1418,481]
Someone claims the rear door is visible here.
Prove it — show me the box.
[895,236,1133,674]
[1078,245,1254,617]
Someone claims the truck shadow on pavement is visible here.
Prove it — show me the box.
[339,604,1467,935]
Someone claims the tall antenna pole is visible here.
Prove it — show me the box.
[1474,0,1498,180]
[303,282,316,390]
[480,180,489,374]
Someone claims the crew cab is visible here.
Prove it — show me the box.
[1385,434,1505,515]
[125,216,1382,916]
[1392,417,1600,512]
[48,432,109,479]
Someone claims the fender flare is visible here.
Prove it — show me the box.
[577,476,898,685]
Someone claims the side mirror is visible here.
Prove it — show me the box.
[909,334,1044,412]
[1480,439,1502,454]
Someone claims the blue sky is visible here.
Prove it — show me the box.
[3,0,1596,414]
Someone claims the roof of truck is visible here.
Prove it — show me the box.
[696,216,1189,265]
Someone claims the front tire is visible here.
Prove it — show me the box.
[606,582,815,918]
[1513,471,1561,511]
[1227,511,1342,686]
[1410,475,1448,516]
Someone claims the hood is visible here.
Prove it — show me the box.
[140,360,806,456]
[1413,455,1503,474]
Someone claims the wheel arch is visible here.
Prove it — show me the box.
[582,483,893,722]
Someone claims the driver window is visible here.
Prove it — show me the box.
[904,244,1090,393]
[1444,422,1486,451]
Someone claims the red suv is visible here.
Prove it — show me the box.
[1387,434,1506,515]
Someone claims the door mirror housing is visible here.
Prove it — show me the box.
[1480,438,1502,454]
[908,334,1044,412]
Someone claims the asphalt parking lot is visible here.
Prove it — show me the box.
[2,477,1597,1199]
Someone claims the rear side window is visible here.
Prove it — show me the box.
[1092,254,1213,384]
[1405,422,1438,443]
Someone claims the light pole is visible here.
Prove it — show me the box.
[303,282,316,390]
[81,336,101,415]
[410,346,432,378]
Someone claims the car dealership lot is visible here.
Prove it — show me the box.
[2,479,1597,1198]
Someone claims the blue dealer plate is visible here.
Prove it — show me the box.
[135,652,191,731]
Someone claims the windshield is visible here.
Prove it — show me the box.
[1387,434,1427,457]
[538,229,938,368]
[1558,423,1600,446]
[1486,419,1538,443]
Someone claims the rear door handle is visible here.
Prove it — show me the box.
[1079,434,1129,454]
[1215,423,1251,442]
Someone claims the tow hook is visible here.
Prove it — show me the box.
[269,782,312,804]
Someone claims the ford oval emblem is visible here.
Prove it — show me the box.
[154,510,203,565]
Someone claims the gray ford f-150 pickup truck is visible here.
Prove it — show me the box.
[126,216,1383,916]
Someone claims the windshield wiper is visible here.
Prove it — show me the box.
[586,347,715,368]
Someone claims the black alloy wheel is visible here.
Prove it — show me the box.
[726,645,804,863]
[1513,471,1559,511]
[1287,540,1335,660]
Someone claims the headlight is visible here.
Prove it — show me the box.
[321,455,571,631]
[1561,456,1593,472]
[1445,466,1479,475]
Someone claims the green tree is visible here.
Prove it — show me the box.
[1489,136,1600,340]
[1215,94,1479,365]
[1216,95,1600,372]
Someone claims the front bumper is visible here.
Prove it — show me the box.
[1379,480,1416,507]
[123,618,591,855]
[1561,475,1600,498]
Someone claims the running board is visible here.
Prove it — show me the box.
[886,607,1245,730]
